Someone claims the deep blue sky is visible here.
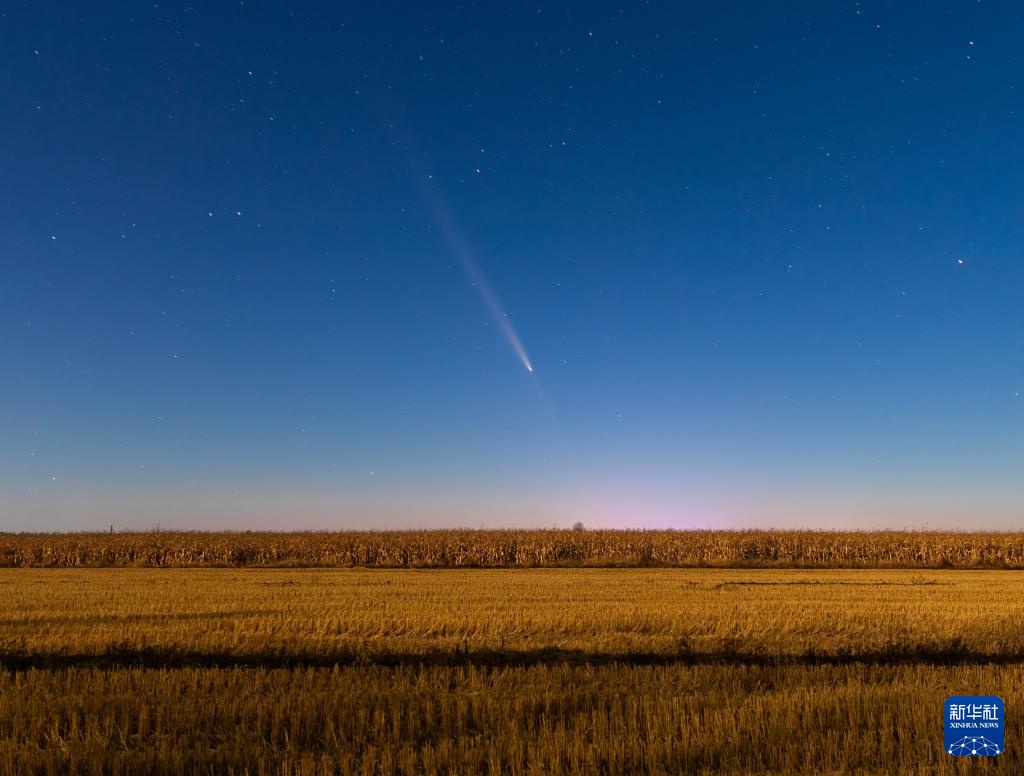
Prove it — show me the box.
[3,2,1024,530]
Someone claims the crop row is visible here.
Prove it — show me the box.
[2,529,1024,568]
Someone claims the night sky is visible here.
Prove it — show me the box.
[4,2,1024,530]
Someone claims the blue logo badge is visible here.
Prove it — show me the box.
[945,696,1004,756]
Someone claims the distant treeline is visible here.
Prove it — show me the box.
[2,530,1024,568]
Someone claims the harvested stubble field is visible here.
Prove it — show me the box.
[1,566,1022,774]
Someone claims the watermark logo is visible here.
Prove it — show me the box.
[945,696,1003,756]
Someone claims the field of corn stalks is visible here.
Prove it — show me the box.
[3,529,1024,568]
[1,566,1022,774]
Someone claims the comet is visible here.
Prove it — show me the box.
[418,175,535,375]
